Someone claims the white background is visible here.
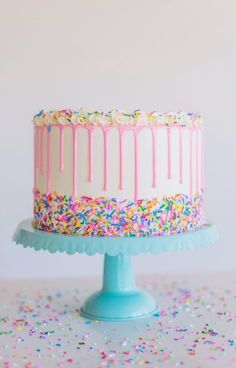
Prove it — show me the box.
[1,0,235,279]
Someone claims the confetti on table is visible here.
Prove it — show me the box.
[0,275,235,367]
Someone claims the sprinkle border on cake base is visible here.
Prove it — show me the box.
[33,190,204,237]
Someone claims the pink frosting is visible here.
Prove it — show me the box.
[34,124,203,200]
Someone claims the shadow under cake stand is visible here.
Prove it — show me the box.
[13,219,218,321]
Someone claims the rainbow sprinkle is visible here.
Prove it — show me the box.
[33,109,202,127]
[1,276,235,367]
[33,190,205,237]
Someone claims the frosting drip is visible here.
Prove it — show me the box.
[87,127,94,182]
[47,127,52,193]
[35,125,202,200]
[179,127,183,184]
[59,126,65,172]
[72,127,78,197]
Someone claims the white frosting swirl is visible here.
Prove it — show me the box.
[32,109,202,127]
[88,112,111,125]
[133,111,150,125]
[111,110,133,125]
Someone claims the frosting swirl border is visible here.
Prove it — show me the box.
[33,109,202,127]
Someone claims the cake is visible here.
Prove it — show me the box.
[32,109,205,237]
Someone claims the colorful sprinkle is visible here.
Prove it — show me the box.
[33,109,202,127]
[0,277,235,367]
[33,190,204,237]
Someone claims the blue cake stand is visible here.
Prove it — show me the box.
[13,219,218,321]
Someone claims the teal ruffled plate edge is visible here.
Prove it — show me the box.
[13,219,219,256]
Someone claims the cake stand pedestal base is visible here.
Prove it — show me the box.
[13,219,219,321]
[81,254,156,321]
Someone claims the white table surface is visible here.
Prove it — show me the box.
[0,273,235,368]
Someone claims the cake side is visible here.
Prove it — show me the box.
[32,110,205,237]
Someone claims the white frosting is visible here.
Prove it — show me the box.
[33,109,202,127]
[35,125,202,200]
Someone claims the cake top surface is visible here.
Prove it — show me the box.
[33,109,202,127]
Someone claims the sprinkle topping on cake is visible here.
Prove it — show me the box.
[33,109,202,127]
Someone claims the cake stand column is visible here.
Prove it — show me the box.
[103,254,136,292]
[80,253,157,321]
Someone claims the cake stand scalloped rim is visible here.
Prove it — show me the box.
[13,219,219,256]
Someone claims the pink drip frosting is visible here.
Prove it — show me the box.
[40,126,45,176]
[102,127,111,191]
[196,128,199,193]
[118,128,124,190]
[189,128,193,199]
[200,129,205,191]
[72,126,78,197]
[167,127,172,179]
[47,127,52,193]
[179,127,183,184]
[151,127,158,188]
[59,126,65,172]
[133,127,144,200]
[35,127,39,169]
[35,124,203,200]
[87,127,94,182]
[34,127,38,189]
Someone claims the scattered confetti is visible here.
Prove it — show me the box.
[0,276,235,367]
